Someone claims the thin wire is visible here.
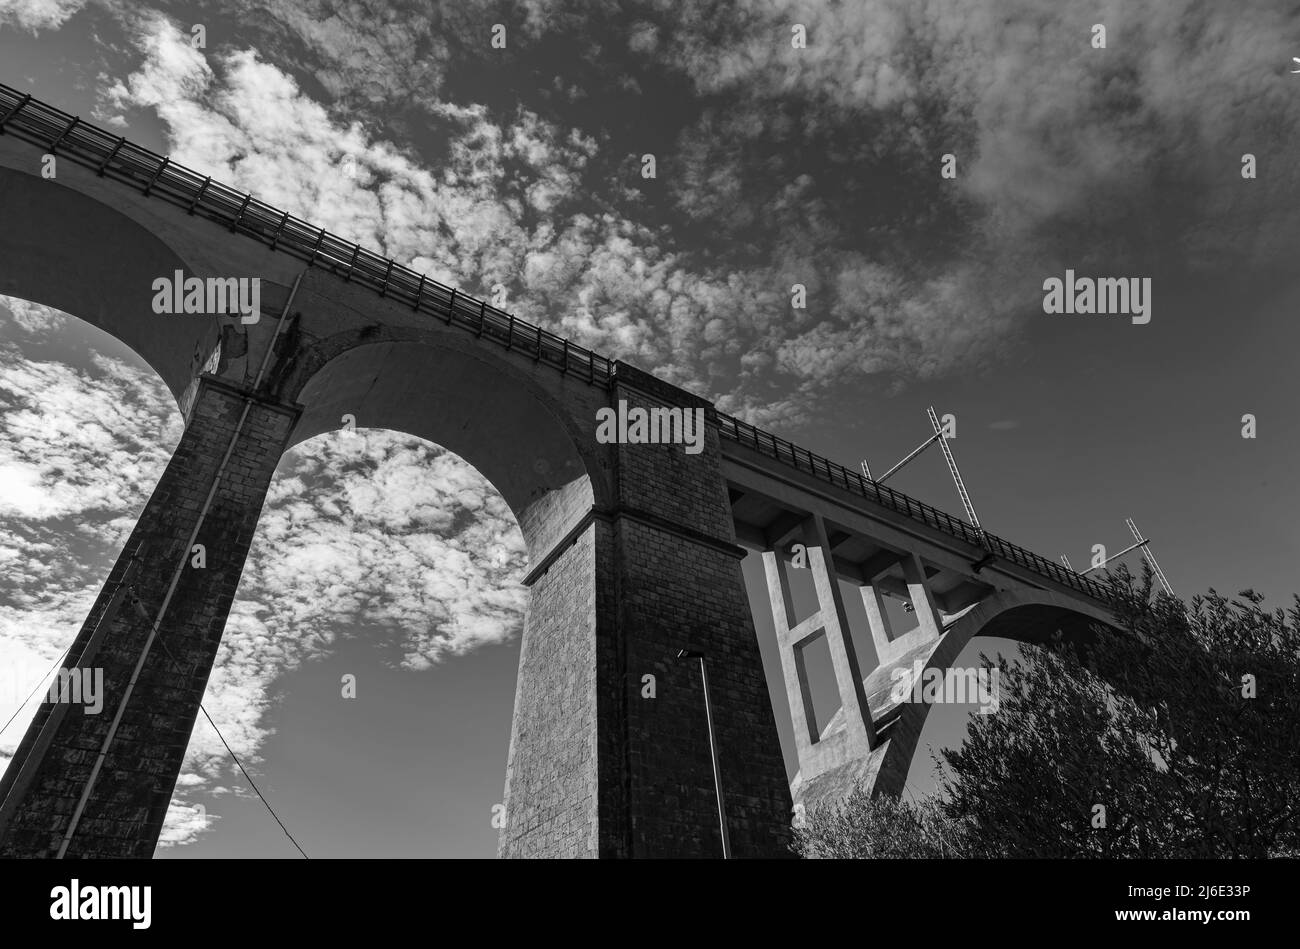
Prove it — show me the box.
[0,642,73,737]
[133,594,309,859]
[194,702,309,860]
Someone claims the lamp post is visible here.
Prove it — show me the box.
[677,648,731,859]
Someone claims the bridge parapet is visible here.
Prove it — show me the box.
[0,82,614,390]
[716,412,1113,605]
[0,81,1110,607]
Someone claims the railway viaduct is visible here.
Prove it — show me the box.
[0,85,1117,858]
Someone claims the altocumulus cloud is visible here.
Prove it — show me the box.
[77,0,1300,432]
[0,0,89,33]
[87,9,824,425]
[0,298,181,781]
[658,0,1300,408]
[99,11,603,293]
[0,300,527,848]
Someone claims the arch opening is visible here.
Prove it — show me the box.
[777,581,1122,810]
[288,337,600,566]
[0,297,184,801]
[868,591,1120,801]
[154,424,532,856]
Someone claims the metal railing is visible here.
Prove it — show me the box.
[0,82,615,387]
[716,413,1114,604]
[0,82,1112,605]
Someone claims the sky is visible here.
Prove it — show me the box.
[0,0,1298,857]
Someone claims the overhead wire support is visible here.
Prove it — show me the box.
[859,406,986,534]
[1077,518,1173,596]
[875,430,943,485]
[1128,517,1173,595]
[1080,537,1149,574]
[927,406,982,532]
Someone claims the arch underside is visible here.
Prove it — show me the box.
[0,147,607,569]
[791,590,1117,809]
[0,151,607,568]
[0,164,220,408]
[289,335,600,566]
[0,147,609,677]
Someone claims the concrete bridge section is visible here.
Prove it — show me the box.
[0,84,1117,857]
[720,420,1116,810]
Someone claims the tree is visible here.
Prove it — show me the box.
[794,566,1300,858]
[793,789,966,859]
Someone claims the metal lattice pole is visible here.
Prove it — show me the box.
[927,406,982,531]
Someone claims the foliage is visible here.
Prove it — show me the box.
[793,787,969,859]
[794,566,1300,858]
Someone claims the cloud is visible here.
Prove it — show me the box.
[101,14,598,278]
[7,0,1290,438]
[0,0,88,32]
[234,428,528,674]
[156,798,217,849]
[0,302,180,528]
[0,300,181,775]
[0,297,67,336]
[236,0,450,109]
[652,0,1300,411]
[93,13,776,398]
[86,10,833,424]
[161,429,527,847]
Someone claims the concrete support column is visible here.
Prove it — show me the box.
[762,514,877,798]
[499,364,793,858]
[0,375,299,858]
[900,552,944,641]
[862,552,944,666]
[860,576,897,663]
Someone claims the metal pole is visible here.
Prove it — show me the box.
[1127,517,1174,595]
[928,406,983,531]
[876,431,942,484]
[696,655,731,859]
[1080,537,1149,574]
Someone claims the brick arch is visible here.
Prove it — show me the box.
[862,590,1118,800]
[281,331,606,565]
[0,164,220,407]
[0,105,795,859]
